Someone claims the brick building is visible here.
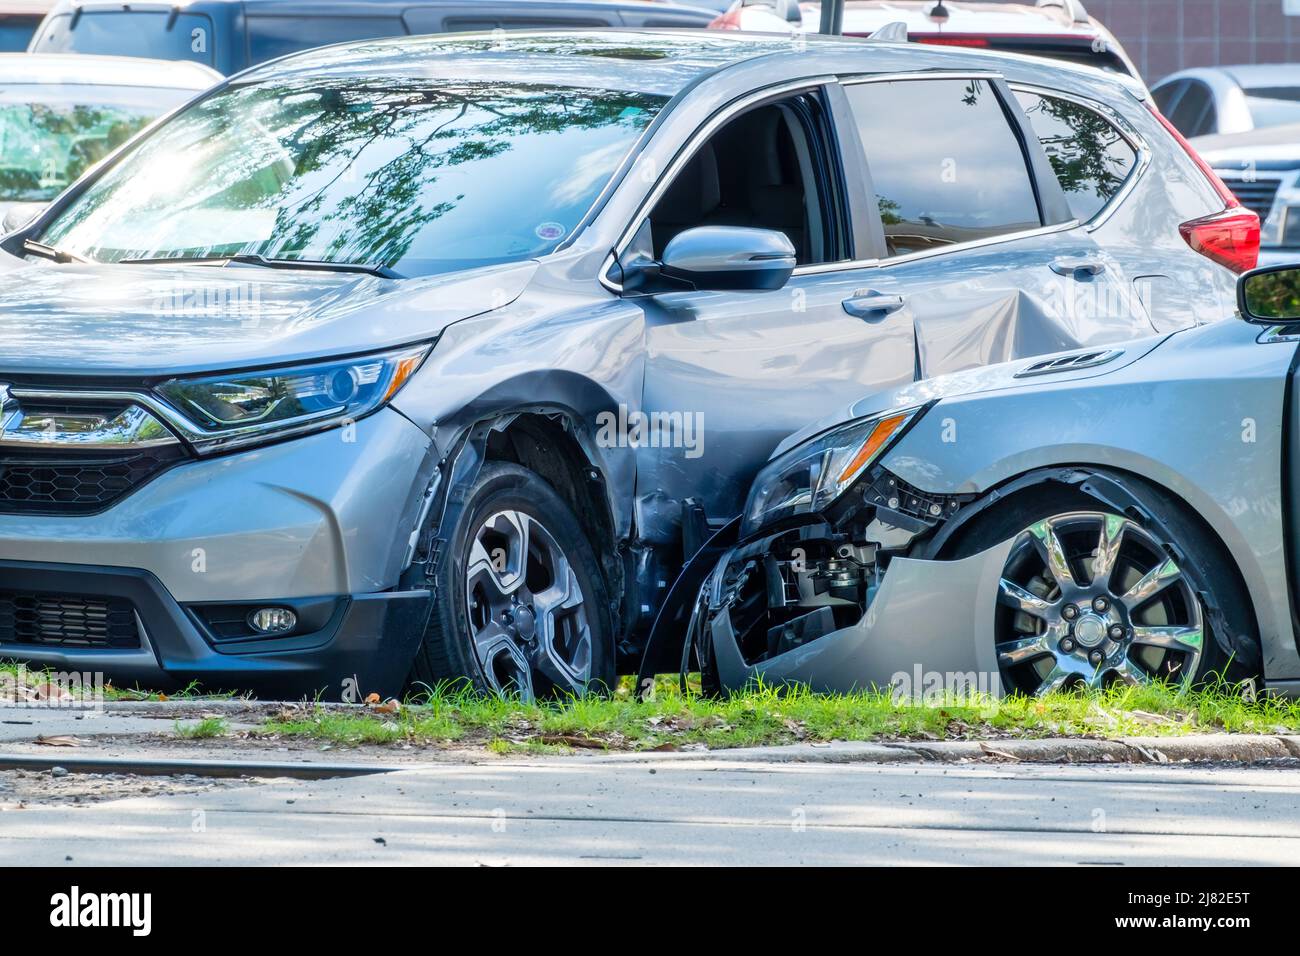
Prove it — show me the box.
[1084,0,1300,82]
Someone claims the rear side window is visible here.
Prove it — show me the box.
[31,11,215,65]
[1015,91,1138,222]
[1151,80,1184,117]
[248,16,407,64]
[1168,79,1215,137]
[844,78,1041,257]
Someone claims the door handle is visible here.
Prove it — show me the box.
[842,291,905,319]
[1050,257,1106,278]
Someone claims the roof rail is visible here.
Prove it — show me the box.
[1036,0,1090,24]
[868,21,909,43]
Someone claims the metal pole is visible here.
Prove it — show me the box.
[818,0,845,35]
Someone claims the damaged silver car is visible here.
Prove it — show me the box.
[654,265,1300,699]
[0,29,1255,699]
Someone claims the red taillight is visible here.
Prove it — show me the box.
[1147,103,1260,271]
[1178,207,1261,274]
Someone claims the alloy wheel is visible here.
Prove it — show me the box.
[464,510,593,700]
[995,511,1204,695]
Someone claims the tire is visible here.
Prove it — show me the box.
[407,461,614,699]
[944,479,1257,695]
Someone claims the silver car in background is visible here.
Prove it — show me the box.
[661,265,1300,699]
[0,53,219,228]
[0,30,1256,699]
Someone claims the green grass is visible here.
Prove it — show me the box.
[174,717,230,739]
[253,675,1300,753]
[0,660,242,703]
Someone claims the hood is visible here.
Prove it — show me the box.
[771,332,1172,459]
[0,257,537,378]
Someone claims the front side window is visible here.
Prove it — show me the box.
[38,79,666,277]
[845,78,1041,257]
[645,94,841,266]
[0,88,172,202]
[1015,91,1138,222]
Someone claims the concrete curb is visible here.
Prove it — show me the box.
[673,734,1300,766]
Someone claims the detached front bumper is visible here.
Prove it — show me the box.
[695,536,1015,698]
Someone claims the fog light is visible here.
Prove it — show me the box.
[248,607,297,634]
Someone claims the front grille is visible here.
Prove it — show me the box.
[0,445,187,515]
[0,590,141,649]
[1219,175,1281,221]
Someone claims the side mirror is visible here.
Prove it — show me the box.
[1238,265,1300,323]
[1,202,43,235]
[659,225,796,292]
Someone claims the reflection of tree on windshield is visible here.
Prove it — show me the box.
[0,104,150,201]
[43,79,664,275]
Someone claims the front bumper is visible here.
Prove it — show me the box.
[0,408,439,696]
[0,408,435,602]
[0,559,430,698]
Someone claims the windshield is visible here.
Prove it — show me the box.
[0,87,177,202]
[1245,85,1300,129]
[38,78,665,277]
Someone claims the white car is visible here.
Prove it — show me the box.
[0,53,220,228]
[712,0,1140,78]
[1153,65,1300,140]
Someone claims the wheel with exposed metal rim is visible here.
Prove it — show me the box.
[407,461,614,700]
[464,509,594,698]
[942,478,1259,697]
[996,511,1205,694]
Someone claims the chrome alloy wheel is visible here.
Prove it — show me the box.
[995,512,1205,695]
[465,510,593,700]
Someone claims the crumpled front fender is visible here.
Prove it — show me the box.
[711,539,1014,696]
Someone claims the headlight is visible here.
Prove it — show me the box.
[155,344,430,452]
[741,408,920,537]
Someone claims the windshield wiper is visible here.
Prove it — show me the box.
[22,239,89,264]
[119,253,401,279]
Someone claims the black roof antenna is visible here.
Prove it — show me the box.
[928,1,951,21]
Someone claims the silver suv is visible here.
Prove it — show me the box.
[0,30,1253,698]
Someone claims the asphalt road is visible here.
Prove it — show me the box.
[3,753,1299,865]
